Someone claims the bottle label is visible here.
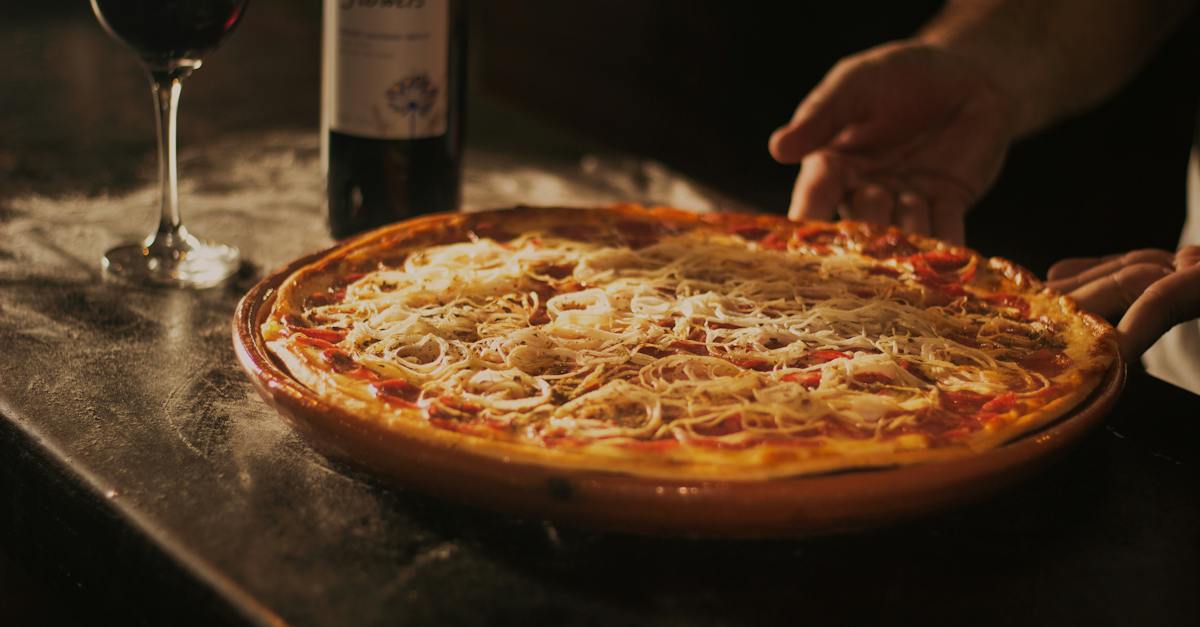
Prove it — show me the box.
[324,0,448,139]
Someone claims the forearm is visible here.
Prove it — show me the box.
[917,0,1195,137]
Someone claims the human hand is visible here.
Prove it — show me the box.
[1047,246,1200,359]
[768,40,1018,244]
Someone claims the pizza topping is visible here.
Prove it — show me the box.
[372,379,422,407]
[1018,348,1072,377]
[286,324,348,344]
[276,219,1097,453]
[867,265,901,278]
[863,231,920,259]
[293,334,339,351]
[322,348,358,373]
[911,250,978,297]
[781,371,822,388]
[851,372,894,386]
[758,231,790,251]
[801,349,850,365]
[729,226,771,241]
[980,392,1017,414]
[792,225,840,244]
[939,389,993,414]
[918,250,972,273]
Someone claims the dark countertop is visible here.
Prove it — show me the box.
[2,3,1197,626]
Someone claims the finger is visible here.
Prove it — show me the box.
[1066,263,1173,321]
[1176,244,1200,269]
[841,184,894,226]
[1047,256,1108,282]
[892,174,970,243]
[1046,249,1176,293]
[930,198,966,245]
[895,191,932,235]
[1117,263,1200,359]
[789,152,844,221]
[769,61,865,163]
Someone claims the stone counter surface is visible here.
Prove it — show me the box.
[2,3,1196,626]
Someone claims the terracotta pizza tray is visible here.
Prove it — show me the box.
[232,216,1125,539]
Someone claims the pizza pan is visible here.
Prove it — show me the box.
[232,213,1125,539]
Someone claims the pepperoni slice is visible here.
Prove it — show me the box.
[911,250,977,291]
[288,325,347,344]
[759,231,790,251]
[792,225,839,244]
[372,379,422,407]
[781,371,822,388]
[940,389,993,414]
[1019,349,1072,377]
[807,349,850,364]
[863,231,919,259]
[921,250,971,272]
[867,265,901,278]
[322,348,360,374]
[980,392,1017,414]
[293,334,339,350]
[852,372,894,386]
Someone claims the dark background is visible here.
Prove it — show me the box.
[3,2,1198,625]
[6,1,1198,274]
[476,1,1200,275]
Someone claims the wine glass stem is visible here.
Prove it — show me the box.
[150,71,186,244]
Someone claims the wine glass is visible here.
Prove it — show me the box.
[89,0,249,288]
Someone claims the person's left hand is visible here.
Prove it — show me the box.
[1047,246,1200,359]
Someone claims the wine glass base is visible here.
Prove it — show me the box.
[102,237,240,289]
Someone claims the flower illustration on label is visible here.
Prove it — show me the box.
[386,74,439,137]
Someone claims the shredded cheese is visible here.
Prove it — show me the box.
[299,229,1053,446]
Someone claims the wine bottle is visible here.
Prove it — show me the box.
[321,0,464,239]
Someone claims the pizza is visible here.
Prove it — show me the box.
[260,204,1118,481]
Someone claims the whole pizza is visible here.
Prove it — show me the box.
[261,204,1117,481]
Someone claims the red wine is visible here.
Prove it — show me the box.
[322,0,465,239]
[90,0,249,68]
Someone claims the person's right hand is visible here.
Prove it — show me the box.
[768,40,1019,244]
[1047,246,1200,359]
